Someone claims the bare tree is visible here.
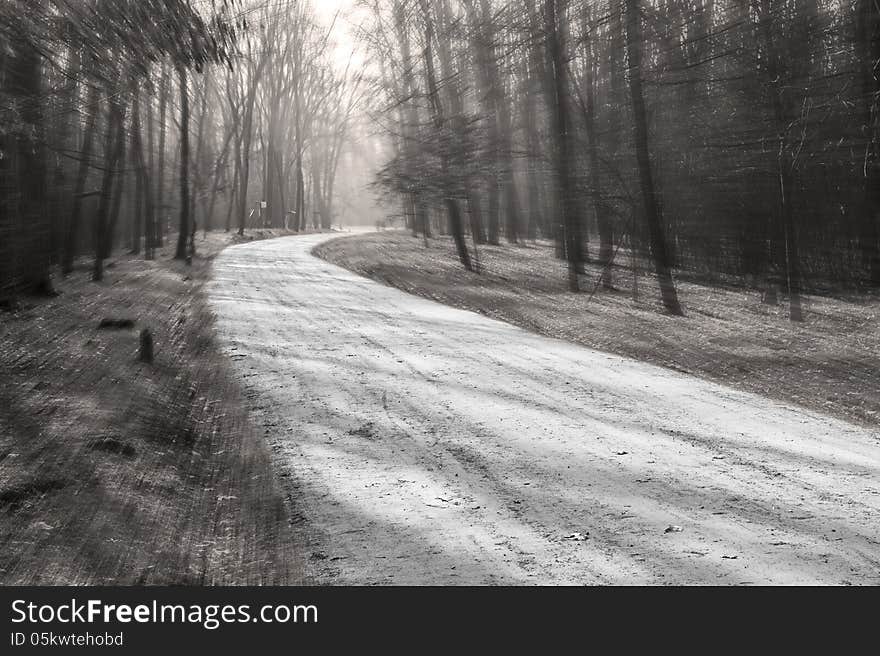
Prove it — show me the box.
[624,0,683,315]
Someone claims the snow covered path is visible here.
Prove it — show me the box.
[208,233,880,585]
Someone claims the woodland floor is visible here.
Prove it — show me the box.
[0,228,310,585]
[317,231,880,430]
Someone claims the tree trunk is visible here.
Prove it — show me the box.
[145,74,156,259]
[192,74,209,237]
[207,127,235,234]
[417,199,431,239]
[858,0,880,286]
[226,130,241,232]
[130,87,142,255]
[544,0,580,292]
[5,32,50,292]
[63,83,100,275]
[478,0,520,244]
[487,180,500,245]
[524,0,546,240]
[156,64,168,248]
[758,0,802,320]
[583,7,614,289]
[132,83,155,260]
[778,149,803,321]
[93,100,126,281]
[467,190,486,244]
[237,70,262,237]
[419,0,472,271]
[394,0,431,239]
[102,106,128,260]
[625,0,683,314]
[175,65,191,260]
[52,46,81,265]
[296,158,305,232]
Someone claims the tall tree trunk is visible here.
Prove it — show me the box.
[63,83,100,275]
[132,83,155,260]
[237,131,251,236]
[625,0,683,314]
[226,130,241,232]
[293,156,303,231]
[521,47,540,240]
[207,126,234,234]
[102,106,128,260]
[145,75,156,259]
[51,45,81,265]
[524,0,547,240]
[192,74,209,237]
[93,100,125,281]
[394,0,432,240]
[583,6,614,289]
[274,148,287,228]
[757,0,802,320]
[155,64,168,248]
[487,180,500,245]
[6,31,50,292]
[237,66,263,237]
[175,65,191,260]
[467,190,486,244]
[777,144,803,321]
[476,0,520,244]
[858,0,880,286]
[419,0,473,271]
[417,198,431,239]
[130,87,142,255]
[544,0,580,291]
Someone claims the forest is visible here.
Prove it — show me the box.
[359,0,879,321]
[2,0,878,323]
[1,0,879,592]
[0,0,364,298]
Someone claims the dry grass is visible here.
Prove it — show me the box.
[317,231,880,429]
[0,229,307,584]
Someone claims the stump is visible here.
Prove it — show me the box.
[139,328,154,363]
[98,318,136,330]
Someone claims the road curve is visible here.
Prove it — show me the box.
[208,233,880,585]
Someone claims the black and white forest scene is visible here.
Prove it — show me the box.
[1,0,879,606]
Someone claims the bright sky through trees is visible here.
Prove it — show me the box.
[313,0,367,71]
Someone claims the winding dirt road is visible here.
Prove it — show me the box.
[208,233,880,585]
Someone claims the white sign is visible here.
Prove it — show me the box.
[260,201,267,209]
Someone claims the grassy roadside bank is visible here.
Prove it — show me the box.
[0,230,305,585]
[316,231,880,429]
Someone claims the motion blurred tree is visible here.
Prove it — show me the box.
[544,0,582,292]
[1,0,51,294]
[3,0,878,320]
[0,0,243,290]
[624,0,682,314]
[360,0,880,320]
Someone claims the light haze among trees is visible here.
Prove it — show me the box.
[1,0,878,322]
[360,0,879,319]
[1,0,372,294]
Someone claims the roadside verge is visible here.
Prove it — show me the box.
[0,230,305,584]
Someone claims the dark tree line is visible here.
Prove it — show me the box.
[1,0,241,295]
[1,0,362,299]
[363,0,880,320]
